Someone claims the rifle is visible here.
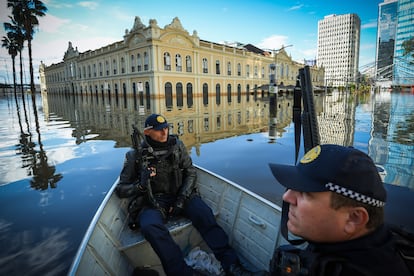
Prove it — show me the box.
[130,125,161,213]
[293,66,320,164]
[279,66,321,247]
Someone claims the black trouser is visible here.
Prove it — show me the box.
[139,195,238,275]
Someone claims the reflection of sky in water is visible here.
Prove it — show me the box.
[1,90,414,274]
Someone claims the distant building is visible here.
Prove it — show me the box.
[317,13,361,87]
[39,16,324,114]
[376,0,398,85]
[393,0,414,87]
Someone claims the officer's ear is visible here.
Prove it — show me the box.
[344,207,370,235]
[143,129,151,135]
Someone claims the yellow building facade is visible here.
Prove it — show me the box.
[40,16,324,117]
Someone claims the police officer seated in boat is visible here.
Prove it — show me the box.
[268,144,411,276]
[118,114,256,276]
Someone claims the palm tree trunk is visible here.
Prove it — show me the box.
[19,50,28,114]
[12,56,17,100]
[27,38,36,94]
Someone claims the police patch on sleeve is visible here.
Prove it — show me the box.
[300,145,321,164]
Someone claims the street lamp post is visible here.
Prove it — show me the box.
[268,45,293,142]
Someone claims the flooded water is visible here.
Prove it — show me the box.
[0,89,413,275]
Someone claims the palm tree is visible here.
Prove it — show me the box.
[1,33,19,100]
[4,16,25,96]
[7,0,47,94]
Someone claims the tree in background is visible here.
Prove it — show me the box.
[6,0,47,94]
[1,33,19,99]
[4,16,25,96]
[402,37,414,64]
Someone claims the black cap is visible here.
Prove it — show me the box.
[144,114,169,130]
[269,144,386,207]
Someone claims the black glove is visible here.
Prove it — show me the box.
[169,196,185,217]
[115,183,140,198]
[140,167,151,188]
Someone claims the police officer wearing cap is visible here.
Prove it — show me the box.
[118,114,256,276]
[269,144,411,276]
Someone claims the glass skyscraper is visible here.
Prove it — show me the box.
[393,0,414,87]
[376,0,414,88]
[376,0,398,83]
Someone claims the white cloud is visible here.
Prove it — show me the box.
[38,14,70,33]
[257,35,289,51]
[288,4,304,11]
[42,0,73,9]
[77,1,99,10]
[362,20,377,30]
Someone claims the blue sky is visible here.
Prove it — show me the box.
[0,0,382,84]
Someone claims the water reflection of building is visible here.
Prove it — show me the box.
[42,93,295,155]
[39,16,324,117]
[317,91,356,146]
[369,92,414,188]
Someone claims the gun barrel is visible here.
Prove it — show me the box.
[299,66,320,152]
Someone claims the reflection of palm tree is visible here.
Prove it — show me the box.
[7,0,48,94]
[29,96,63,190]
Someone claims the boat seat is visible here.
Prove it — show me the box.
[118,215,194,252]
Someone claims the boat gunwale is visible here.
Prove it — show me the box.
[68,176,120,275]
[68,165,283,275]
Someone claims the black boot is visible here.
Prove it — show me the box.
[226,263,258,276]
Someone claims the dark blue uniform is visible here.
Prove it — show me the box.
[304,225,411,276]
[119,135,238,275]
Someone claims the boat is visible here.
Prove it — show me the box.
[68,165,284,275]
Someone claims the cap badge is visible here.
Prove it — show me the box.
[300,145,321,164]
[156,116,165,123]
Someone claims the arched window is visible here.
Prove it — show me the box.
[121,57,125,74]
[144,52,149,70]
[99,62,103,76]
[216,84,221,105]
[176,82,183,107]
[202,58,208,73]
[164,52,171,70]
[132,82,137,106]
[237,84,241,103]
[254,84,258,101]
[113,59,117,75]
[237,63,241,76]
[216,60,220,75]
[246,65,250,77]
[261,66,265,78]
[227,84,232,103]
[186,83,193,108]
[137,53,142,71]
[123,83,127,98]
[145,82,150,109]
[105,61,109,76]
[202,83,208,105]
[165,82,173,108]
[186,56,192,72]
[246,84,250,102]
[131,55,135,72]
[176,54,182,72]
[227,62,231,76]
